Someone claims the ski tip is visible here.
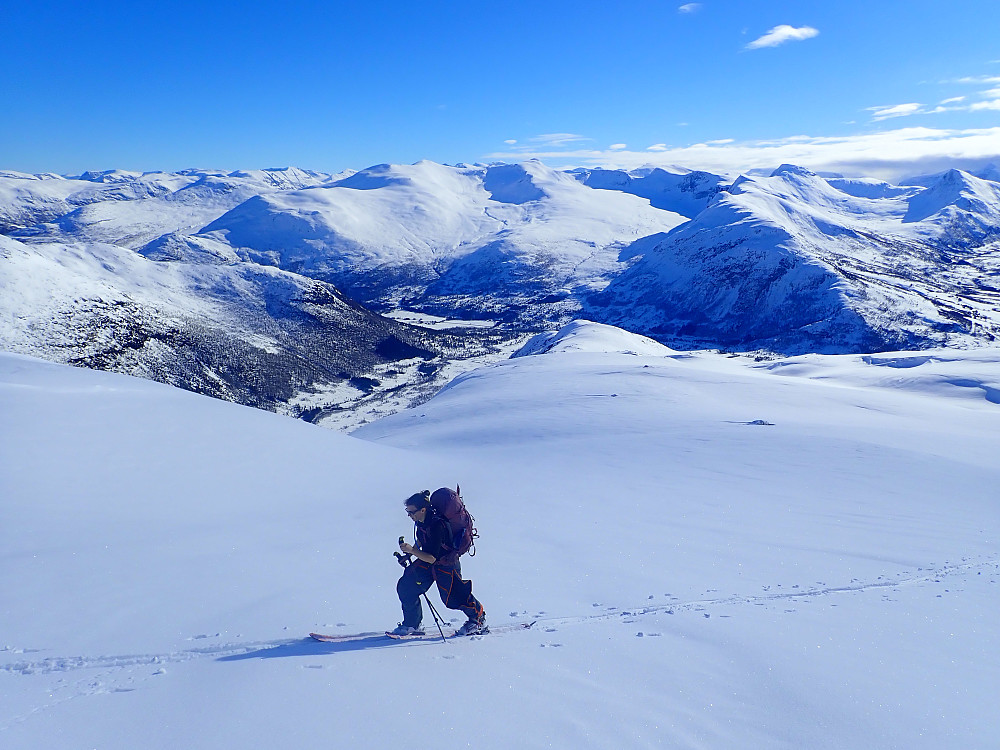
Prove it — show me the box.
[310,632,341,642]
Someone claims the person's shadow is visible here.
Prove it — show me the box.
[217,634,441,662]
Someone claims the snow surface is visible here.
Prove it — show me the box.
[3,321,998,749]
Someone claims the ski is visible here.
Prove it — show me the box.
[309,631,383,643]
[384,620,533,640]
[385,630,452,640]
[311,620,533,643]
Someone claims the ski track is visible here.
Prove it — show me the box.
[2,556,996,730]
[4,557,995,676]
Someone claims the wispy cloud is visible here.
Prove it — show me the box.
[678,3,701,13]
[484,127,1000,183]
[954,76,1000,85]
[869,103,924,121]
[867,78,1000,121]
[528,133,590,148]
[746,25,819,50]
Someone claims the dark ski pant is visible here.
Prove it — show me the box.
[397,560,484,628]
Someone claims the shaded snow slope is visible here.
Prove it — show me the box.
[574,165,727,218]
[4,320,998,749]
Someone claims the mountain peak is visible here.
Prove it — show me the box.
[903,168,1000,224]
[770,164,818,179]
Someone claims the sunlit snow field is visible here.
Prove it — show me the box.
[2,322,998,749]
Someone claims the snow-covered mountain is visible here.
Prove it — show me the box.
[196,160,688,321]
[2,167,348,248]
[4,159,1000,425]
[590,164,1000,353]
[190,160,1000,350]
[0,232,512,428]
[4,323,998,749]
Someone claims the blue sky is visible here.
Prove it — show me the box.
[4,1,999,180]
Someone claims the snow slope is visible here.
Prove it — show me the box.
[4,321,998,749]
[574,165,727,218]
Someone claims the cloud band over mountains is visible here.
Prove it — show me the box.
[487,126,1000,182]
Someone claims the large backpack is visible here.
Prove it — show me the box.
[429,485,478,560]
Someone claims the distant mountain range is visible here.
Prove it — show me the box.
[2,160,998,423]
[593,164,1000,353]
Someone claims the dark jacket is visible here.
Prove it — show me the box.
[414,510,455,565]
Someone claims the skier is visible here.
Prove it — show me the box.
[392,490,487,637]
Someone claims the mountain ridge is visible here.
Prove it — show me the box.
[3,158,999,424]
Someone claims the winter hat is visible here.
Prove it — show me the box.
[405,490,431,510]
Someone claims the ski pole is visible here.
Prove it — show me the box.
[423,594,447,642]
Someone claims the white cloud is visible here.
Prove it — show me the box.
[504,139,518,145]
[609,143,627,151]
[529,133,590,147]
[483,126,1000,183]
[866,80,1000,120]
[746,25,819,50]
[955,76,1000,85]
[678,3,701,13]
[970,100,1000,111]
[869,103,924,121]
